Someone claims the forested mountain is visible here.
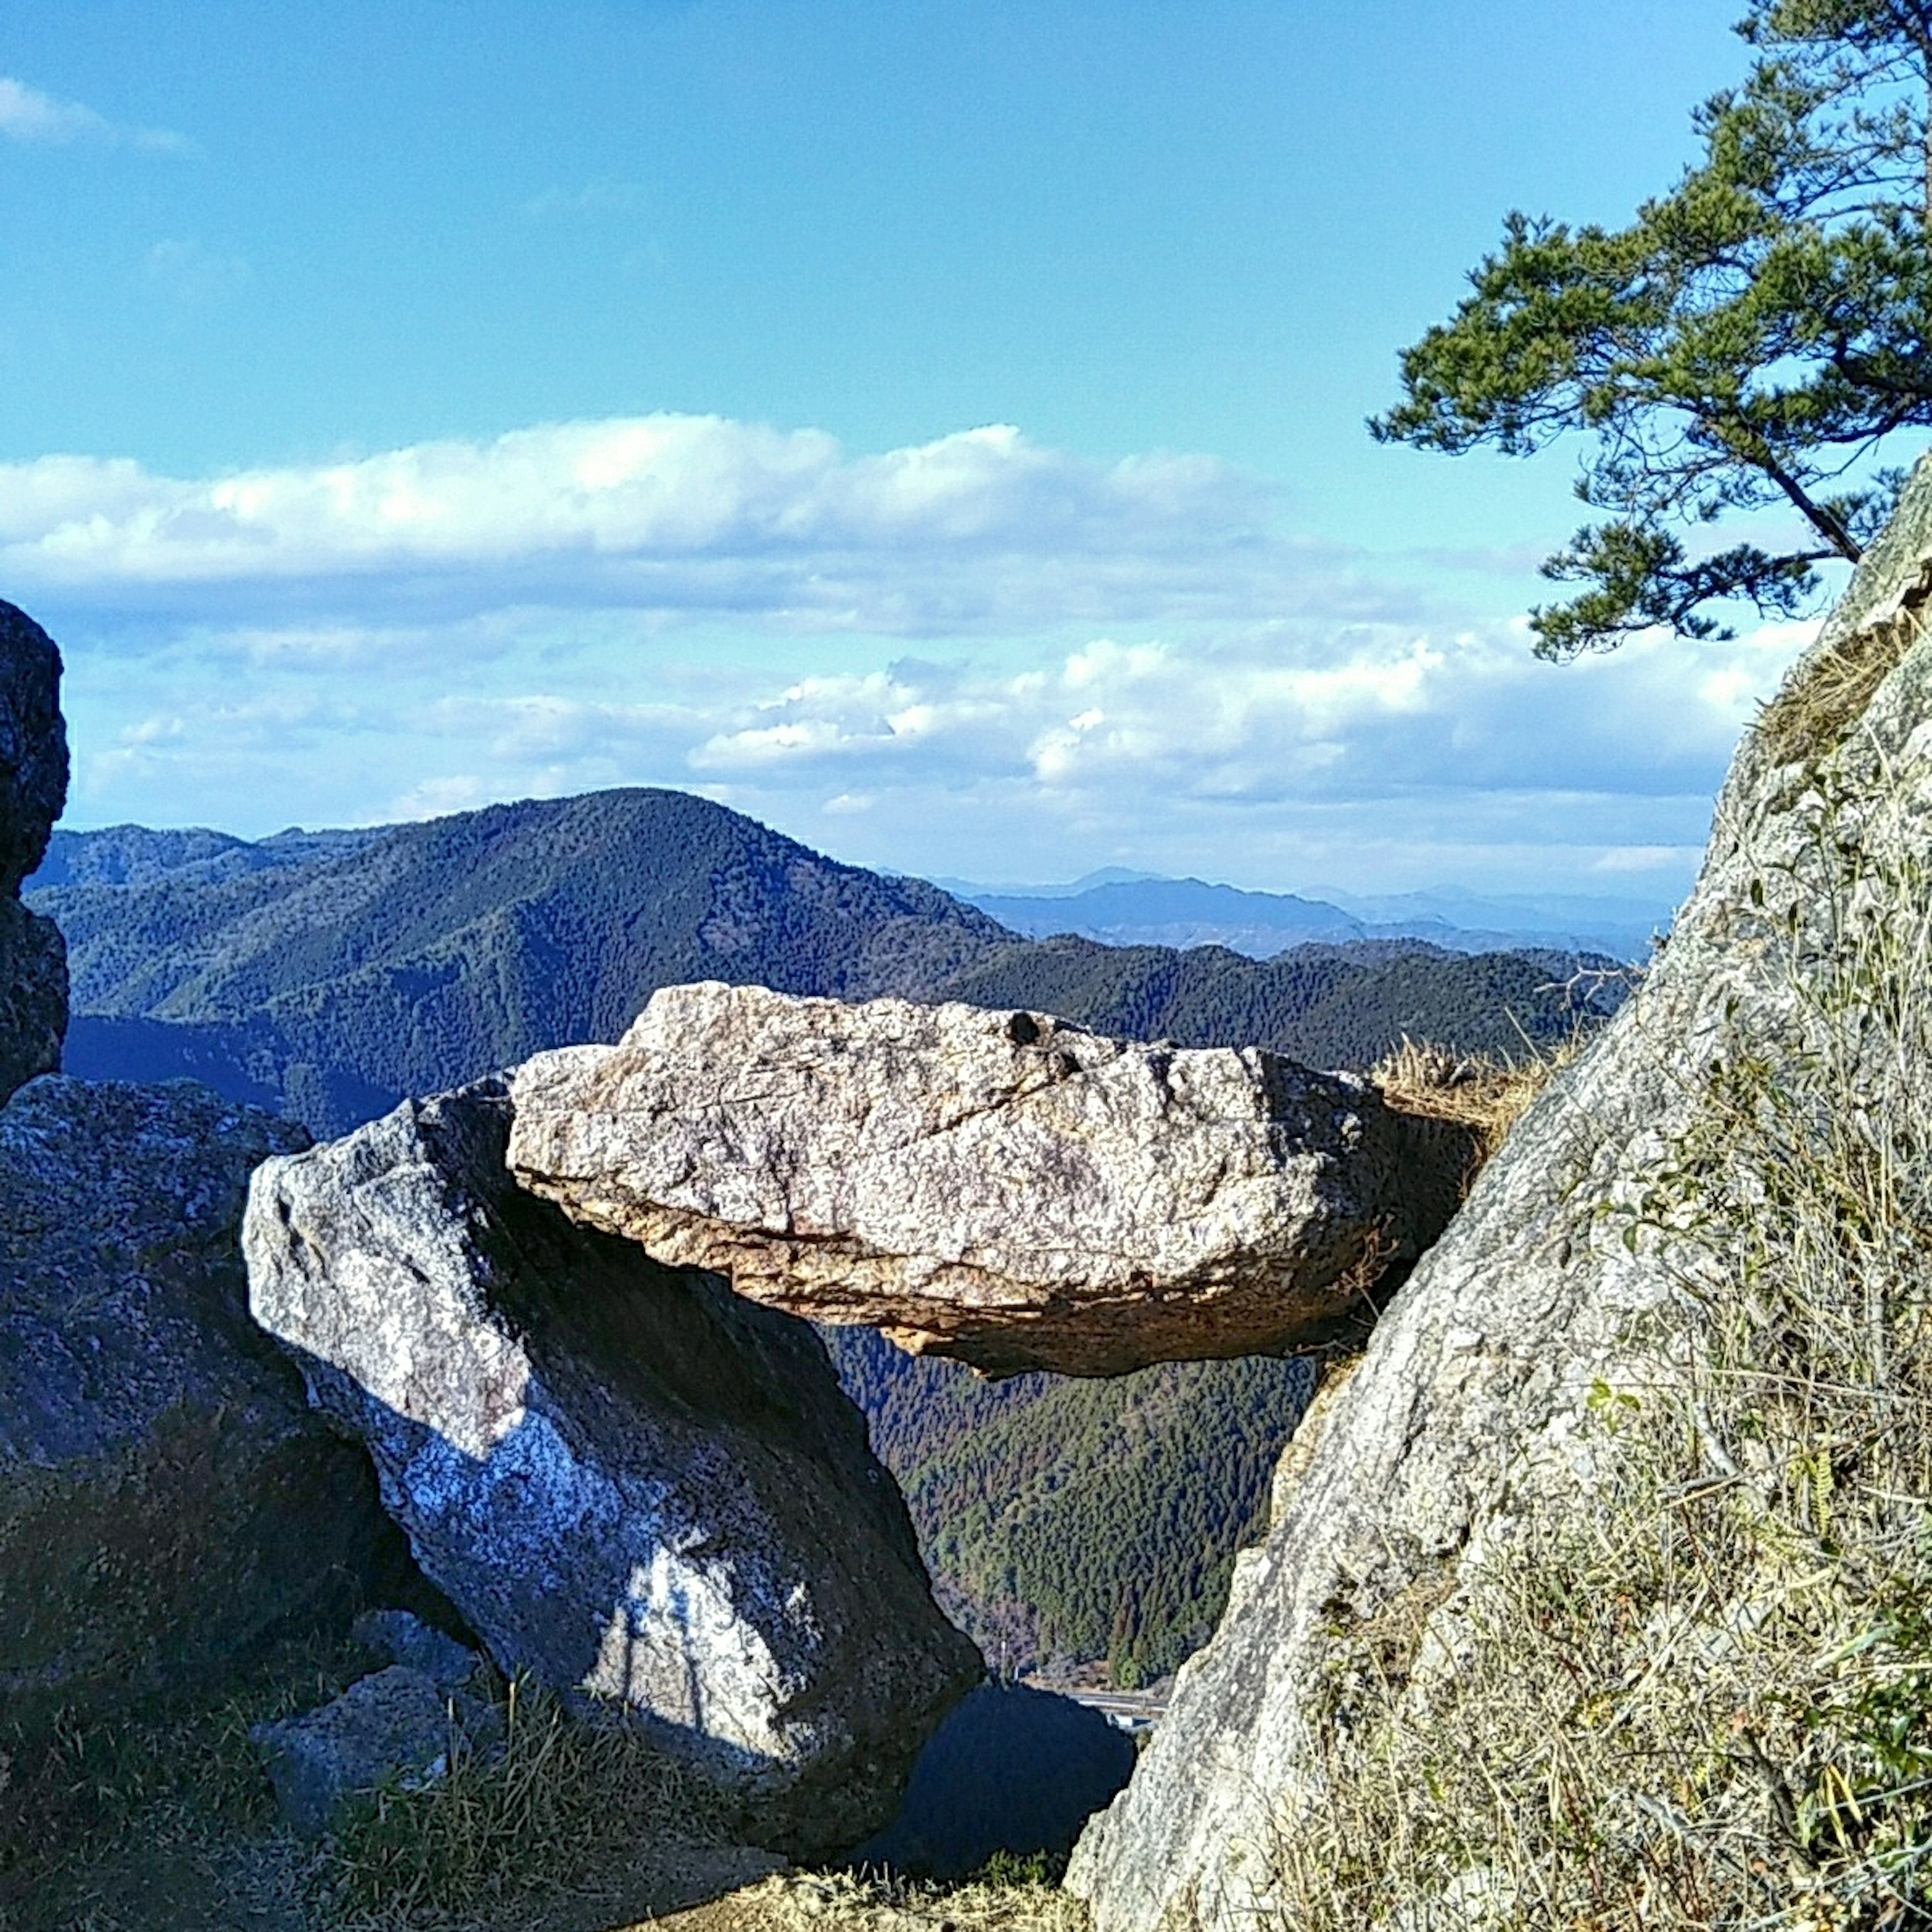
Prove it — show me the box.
[822,1328,1313,1684]
[947,934,1622,1069]
[29,788,1627,1686]
[30,791,1007,1135]
[32,794,1622,1138]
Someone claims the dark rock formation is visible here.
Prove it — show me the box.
[242,1080,982,1853]
[251,1664,500,1837]
[0,601,69,1105]
[350,1606,485,1691]
[1066,461,1932,1930]
[0,1078,406,1731]
[508,983,1476,1378]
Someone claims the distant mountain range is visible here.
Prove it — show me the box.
[940,871,1672,962]
[25,788,1631,1683]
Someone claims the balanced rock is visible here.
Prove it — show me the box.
[243,1080,981,1852]
[0,1078,404,1730]
[507,983,1474,1378]
[1066,461,1932,1928]
[0,600,69,1105]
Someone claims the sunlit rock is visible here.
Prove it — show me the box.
[507,983,1475,1378]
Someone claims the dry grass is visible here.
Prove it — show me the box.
[1,1648,742,1932]
[650,1866,1089,1932]
[1263,776,1932,1929]
[1372,1033,1584,1167]
[316,1676,736,1927]
[1756,594,1925,767]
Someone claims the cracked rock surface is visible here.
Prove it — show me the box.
[508,983,1474,1378]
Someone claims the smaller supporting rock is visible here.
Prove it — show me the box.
[243,1080,981,1853]
[508,983,1476,1378]
[251,1665,496,1837]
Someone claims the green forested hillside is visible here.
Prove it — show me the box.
[943,934,1622,1068]
[31,791,1008,1134]
[33,794,1620,1139]
[820,1328,1313,1684]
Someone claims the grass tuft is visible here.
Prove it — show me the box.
[1756,594,1925,767]
[1372,1031,1583,1169]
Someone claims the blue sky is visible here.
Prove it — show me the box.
[0,2,1869,903]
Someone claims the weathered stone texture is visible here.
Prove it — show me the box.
[243,1080,981,1853]
[0,1077,401,1729]
[1066,460,1932,1930]
[508,984,1474,1378]
[0,601,68,1104]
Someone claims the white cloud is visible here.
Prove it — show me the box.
[23,409,1821,898]
[0,75,187,150]
[0,414,1330,636]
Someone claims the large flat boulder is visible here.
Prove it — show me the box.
[507,985,1474,1378]
[1065,461,1932,1928]
[0,1078,404,1730]
[0,601,68,1105]
[242,1080,982,1853]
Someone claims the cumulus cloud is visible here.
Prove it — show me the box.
[0,75,187,150]
[24,410,1818,897]
[0,414,1348,634]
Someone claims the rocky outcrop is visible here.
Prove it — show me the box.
[242,1079,982,1853]
[507,984,1474,1378]
[1066,463,1932,1930]
[251,1663,502,1836]
[0,1078,407,1730]
[0,601,69,1105]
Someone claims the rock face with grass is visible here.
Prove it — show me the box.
[0,600,69,1106]
[243,1079,982,1852]
[0,1077,407,1730]
[1068,459,1932,1929]
[506,983,1475,1378]
[251,1664,501,1837]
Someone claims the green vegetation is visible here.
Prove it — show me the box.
[822,1329,1312,1686]
[1375,1,1932,658]
[939,935,1617,1070]
[1263,784,1932,1927]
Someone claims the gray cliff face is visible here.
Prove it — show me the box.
[242,1080,982,1853]
[508,982,1473,1378]
[1067,463,1932,1932]
[0,601,69,1104]
[0,1077,403,1728]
